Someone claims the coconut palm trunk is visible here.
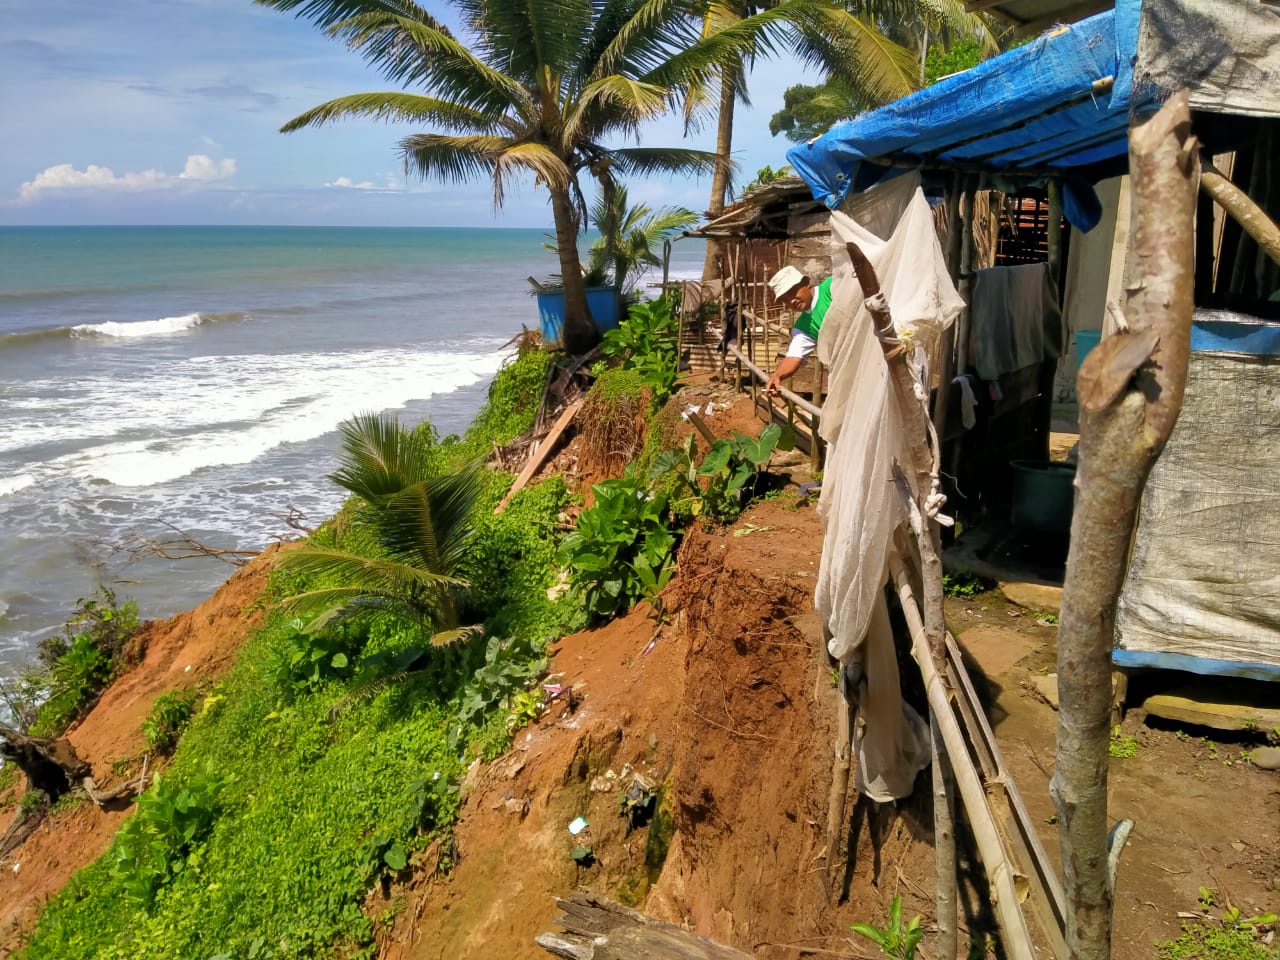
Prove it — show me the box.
[549,185,596,352]
[702,63,740,282]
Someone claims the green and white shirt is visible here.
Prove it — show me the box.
[785,276,833,358]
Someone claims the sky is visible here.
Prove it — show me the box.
[0,0,820,229]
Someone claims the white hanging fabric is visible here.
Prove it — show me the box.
[812,171,965,801]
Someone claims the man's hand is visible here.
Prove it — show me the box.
[765,374,782,397]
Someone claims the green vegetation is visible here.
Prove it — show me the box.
[19,348,570,960]
[558,470,678,628]
[28,587,141,737]
[141,690,200,755]
[581,184,698,296]
[1157,890,1278,960]
[649,423,787,525]
[941,570,994,599]
[600,297,681,410]
[1108,726,1140,760]
[852,895,925,959]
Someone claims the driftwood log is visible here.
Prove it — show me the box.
[0,722,90,799]
[536,894,752,960]
[0,722,152,858]
[1053,91,1197,960]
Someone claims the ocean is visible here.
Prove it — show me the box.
[0,225,705,670]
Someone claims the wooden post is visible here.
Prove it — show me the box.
[956,176,978,374]
[1053,91,1197,960]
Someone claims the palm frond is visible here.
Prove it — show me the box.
[562,75,668,147]
[280,92,516,135]
[791,7,919,106]
[609,146,728,180]
[275,547,470,596]
[327,412,435,501]
[399,133,508,186]
[492,141,574,203]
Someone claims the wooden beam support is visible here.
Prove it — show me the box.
[1201,158,1280,271]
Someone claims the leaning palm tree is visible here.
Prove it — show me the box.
[258,0,817,354]
[275,413,483,645]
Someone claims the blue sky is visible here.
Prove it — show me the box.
[0,0,817,228]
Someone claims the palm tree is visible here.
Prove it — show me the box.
[258,0,816,354]
[275,413,483,645]
[584,182,699,295]
[694,0,996,279]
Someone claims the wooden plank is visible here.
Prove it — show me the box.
[494,400,581,514]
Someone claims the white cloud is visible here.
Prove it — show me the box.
[179,155,236,180]
[325,176,376,190]
[17,154,236,203]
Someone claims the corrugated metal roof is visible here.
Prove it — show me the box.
[966,0,1113,34]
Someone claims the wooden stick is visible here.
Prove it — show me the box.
[846,239,957,958]
[1054,91,1197,960]
[1200,158,1280,271]
[494,401,581,514]
[890,554,1035,960]
[823,691,853,900]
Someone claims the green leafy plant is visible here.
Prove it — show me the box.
[1109,726,1140,759]
[941,570,994,599]
[558,471,678,626]
[141,689,200,754]
[110,768,228,905]
[851,896,925,959]
[1158,890,1278,960]
[650,423,786,526]
[453,635,548,738]
[599,297,680,409]
[29,587,141,737]
[269,619,363,695]
[275,413,484,646]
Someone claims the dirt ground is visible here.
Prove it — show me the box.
[2,390,1277,960]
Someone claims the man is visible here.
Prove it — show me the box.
[764,264,833,397]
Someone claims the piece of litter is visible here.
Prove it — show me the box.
[568,816,589,835]
[642,636,658,656]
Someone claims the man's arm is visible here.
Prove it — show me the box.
[765,355,804,396]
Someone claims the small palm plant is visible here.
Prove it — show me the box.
[275,413,483,646]
[851,896,925,960]
[583,182,699,296]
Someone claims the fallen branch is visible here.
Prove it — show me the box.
[106,520,258,566]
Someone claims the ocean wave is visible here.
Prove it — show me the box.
[52,348,505,488]
[0,312,244,348]
[0,474,35,498]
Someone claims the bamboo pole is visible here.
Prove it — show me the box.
[1054,91,1197,960]
[889,553,1035,960]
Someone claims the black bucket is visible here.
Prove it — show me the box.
[1009,459,1076,541]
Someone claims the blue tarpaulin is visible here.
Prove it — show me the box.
[786,0,1157,231]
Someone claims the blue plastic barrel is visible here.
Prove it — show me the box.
[537,287,622,346]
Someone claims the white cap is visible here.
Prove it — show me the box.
[768,265,805,301]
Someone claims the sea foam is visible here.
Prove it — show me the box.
[56,347,503,487]
[0,474,35,498]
